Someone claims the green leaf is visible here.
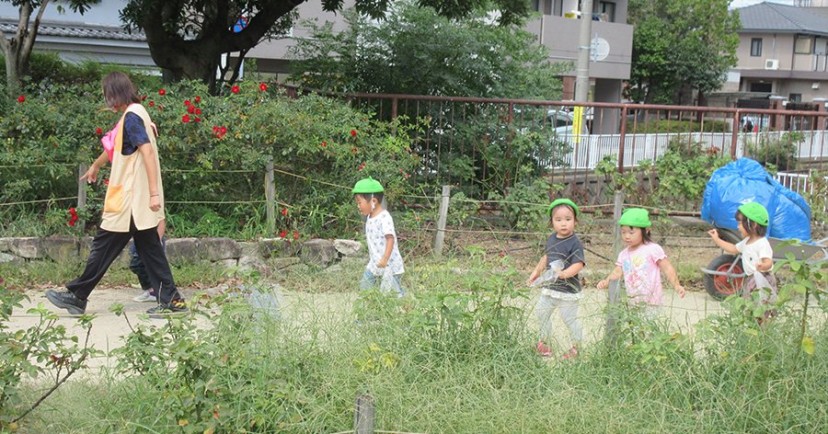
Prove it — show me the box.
[802,336,815,356]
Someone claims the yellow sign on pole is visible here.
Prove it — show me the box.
[572,106,584,144]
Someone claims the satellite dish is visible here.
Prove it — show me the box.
[590,37,610,62]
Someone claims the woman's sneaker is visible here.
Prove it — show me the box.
[147,299,188,319]
[45,289,87,315]
[133,290,158,303]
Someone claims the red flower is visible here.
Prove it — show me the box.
[187,105,196,114]
[104,178,109,186]
[194,96,201,103]
[141,95,147,101]
[95,127,103,135]
[231,85,240,94]
[212,125,227,139]
[149,101,155,107]
[158,89,166,96]
[350,129,357,137]
[16,95,25,103]
[195,117,201,123]
[358,162,366,171]
[279,230,287,238]
[67,207,79,227]
[259,82,268,92]
[184,99,191,106]
[293,231,300,240]
[321,141,327,148]
[182,114,191,123]
[195,107,202,115]
[281,207,288,216]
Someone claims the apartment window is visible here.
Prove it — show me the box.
[532,0,541,11]
[789,93,802,103]
[750,82,773,93]
[795,35,814,54]
[554,0,563,16]
[750,38,763,57]
[599,1,616,22]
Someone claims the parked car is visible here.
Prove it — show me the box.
[547,109,590,136]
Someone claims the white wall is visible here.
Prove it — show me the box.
[0,0,127,26]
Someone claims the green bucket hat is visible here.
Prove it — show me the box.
[738,202,769,226]
[548,198,580,217]
[352,177,384,194]
[618,208,652,228]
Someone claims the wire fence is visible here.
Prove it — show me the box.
[3,92,827,239]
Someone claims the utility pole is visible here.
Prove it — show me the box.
[575,0,593,103]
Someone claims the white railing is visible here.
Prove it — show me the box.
[556,131,828,170]
[775,171,828,217]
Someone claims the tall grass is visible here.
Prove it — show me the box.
[14,257,828,433]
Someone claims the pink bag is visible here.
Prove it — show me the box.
[100,120,121,162]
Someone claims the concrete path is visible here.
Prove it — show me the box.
[8,286,725,369]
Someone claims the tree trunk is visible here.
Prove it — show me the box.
[145,32,221,91]
[0,0,50,97]
[2,43,22,97]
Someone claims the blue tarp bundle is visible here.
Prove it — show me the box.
[701,158,811,241]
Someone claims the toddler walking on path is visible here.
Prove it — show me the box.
[353,177,405,296]
[527,199,586,359]
[597,208,685,316]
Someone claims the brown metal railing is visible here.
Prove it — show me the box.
[280,84,828,209]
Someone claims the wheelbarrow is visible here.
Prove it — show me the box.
[701,227,828,300]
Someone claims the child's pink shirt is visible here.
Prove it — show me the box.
[617,242,667,306]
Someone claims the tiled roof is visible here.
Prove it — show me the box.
[0,19,146,42]
[739,2,828,36]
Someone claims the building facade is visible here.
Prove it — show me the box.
[1,0,633,113]
[723,1,828,105]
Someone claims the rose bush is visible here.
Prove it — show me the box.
[1,78,419,238]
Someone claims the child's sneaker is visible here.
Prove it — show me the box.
[536,341,552,357]
[147,299,188,318]
[133,290,157,303]
[562,346,579,360]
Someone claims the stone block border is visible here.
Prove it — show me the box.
[0,237,365,273]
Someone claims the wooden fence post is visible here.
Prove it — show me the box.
[605,190,624,342]
[265,158,276,236]
[77,163,88,230]
[434,185,451,257]
[354,393,375,434]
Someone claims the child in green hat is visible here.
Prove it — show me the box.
[353,177,405,296]
[598,208,685,315]
[527,198,586,359]
[708,202,776,303]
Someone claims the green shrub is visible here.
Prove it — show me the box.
[1,78,419,239]
[653,137,730,207]
[746,131,802,172]
[0,287,99,429]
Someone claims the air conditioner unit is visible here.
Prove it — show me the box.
[765,59,779,70]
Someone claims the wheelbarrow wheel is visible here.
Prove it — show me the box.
[704,254,744,300]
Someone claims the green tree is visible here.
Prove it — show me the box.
[289,1,566,198]
[626,0,740,105]
[288,2,562,99]
[119,0,532,93]
[0,0,100,96]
